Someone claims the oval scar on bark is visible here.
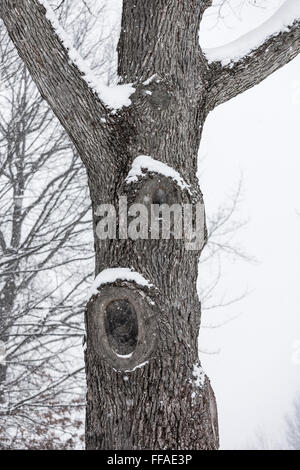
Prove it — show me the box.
[87,285,157,370]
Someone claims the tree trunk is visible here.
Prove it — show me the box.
[84,0,218,450]
[4,0,299,451]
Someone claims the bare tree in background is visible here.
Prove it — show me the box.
[285,394,300,449]
[249,394,300,450]
[0,0,117,449]
[0,27,89,449]
[1,0,299,450]
[199,180,251,348]
[210,0,271,22]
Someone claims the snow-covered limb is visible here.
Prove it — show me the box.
[88,267,153,299]
[0,0,133,174]
[205,0,300,66]
[39,0,134,111]
[126,155,190,192]
[207,0,300,108]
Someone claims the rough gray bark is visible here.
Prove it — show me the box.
[0,0,299,450]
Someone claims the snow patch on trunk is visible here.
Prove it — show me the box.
[88,267,153,299]
[114,352,134,359]
[190,363,205,399]
[124,361,149,373]
[126,155,190,191]
[39,0,135,110]
[0,341,6,366]
[143,74,158,85]
[113,361,149,373]
[205,0,300,66]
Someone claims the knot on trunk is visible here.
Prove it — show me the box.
[86,283,157,371]
[130,76,173,112]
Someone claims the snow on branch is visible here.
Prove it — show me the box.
[207,0,300,108]
[205,0,300,66]
[88,267,153,299]
[126,155,190,192]
[39,0,134,111]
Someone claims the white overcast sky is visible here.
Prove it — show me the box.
[198,0,300,450]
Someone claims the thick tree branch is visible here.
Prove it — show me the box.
[0,0,119,173]
[207,19,300,109]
